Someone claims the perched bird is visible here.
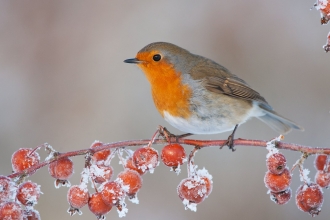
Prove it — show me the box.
[124,42,303,147]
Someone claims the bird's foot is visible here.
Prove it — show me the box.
[158,126,192,143]
[220,124,238,152]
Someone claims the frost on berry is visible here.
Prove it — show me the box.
[196,168,213,197]
[90,141,111,164]
[67,185,89,216]
[0,202,23,220]
[177,177,208,211]
[264,168,291,192]
[315,0,330,24]
[11,148,40,174]
[266,153,286,174]
[101,181,125,206]
[48,157,74,188]
[0,176,16,204]
[90,164,113,184]
[270,188,292,205]
[125,157,146,175]
[100,180,128,217]
[117,169,142,200]
[177,168,213,212]
[324,32,330,52]
[23,208,41,220]
[88,192,112,219]
[314,154,328,171]
[296,183,323,216]
[16,181,41,206]
[161,144,186,173]
[133,147,159,173]
[315,171,330,188]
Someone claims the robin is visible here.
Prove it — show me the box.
[124,42,303,148]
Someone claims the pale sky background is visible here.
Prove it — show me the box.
[1,1,330,220]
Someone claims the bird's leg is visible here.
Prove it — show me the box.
[220,124,238,152]
[158,126,193,143]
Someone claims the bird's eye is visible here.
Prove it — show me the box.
[153,54,161,62]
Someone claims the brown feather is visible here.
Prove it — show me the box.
[189,57,268,105]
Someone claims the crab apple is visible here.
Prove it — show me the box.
[90,141,111,163]
[266,153,286,174]
[88,192,112,217]
[315,171,330,188]
[314,154,328,171]
[101,181,125,206]
[67,185,89,209]
[11,148,40,174]
[264,168,291,192]
[201,176,213,197]
[16,181,41,206]
[316,0,330,24]
[296,183,323,216]
[133,147,159,173]
[177,177,208,204]
[117,169,142,197]
[125,157,146,175]
[23,209,41,220]
[0,202,23,220]
[270,188,292,205]
[0,176,15,203]
[48,157,74,180]
[324,32,330,53]
[90,164,113,184]
[161,144,186,168]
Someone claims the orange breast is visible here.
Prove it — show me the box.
[137,54,192,119]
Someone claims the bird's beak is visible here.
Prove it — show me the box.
[124,58,141,64]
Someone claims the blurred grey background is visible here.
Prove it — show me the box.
[0,1,329,220]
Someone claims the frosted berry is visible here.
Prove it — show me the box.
[101,181,125,206]
[270,188,292,205]
[177,177,208,204]
[67,185,89,209]
[0,176,14,203]
[0,202,23,220]
[266,153,286,174]
[296,183,323,216]
[16,181,41,206]
[264,168,291,192]
[23,209,41,220]
[48,157,74,180]
[316,0,330,24]
[201,176,213,197]
[88,192,112,217]
[90,141,111,163]
[11,148,40,174]
[314,154,327,171]
[125,157,146,175]
[161,144,186,169]
[117,169,142,197]
[90,164,113,184]
[315,171,330,188]
[133,147,158,173]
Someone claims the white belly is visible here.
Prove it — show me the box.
[163,111,237,134]
[163,102,264,134]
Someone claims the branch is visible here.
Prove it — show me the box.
[7,137,330,179]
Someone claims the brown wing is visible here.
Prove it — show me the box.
[189,57,269,105]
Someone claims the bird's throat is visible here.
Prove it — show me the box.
[139,63,192,119]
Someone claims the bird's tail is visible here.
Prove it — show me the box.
[257,104,304,134]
